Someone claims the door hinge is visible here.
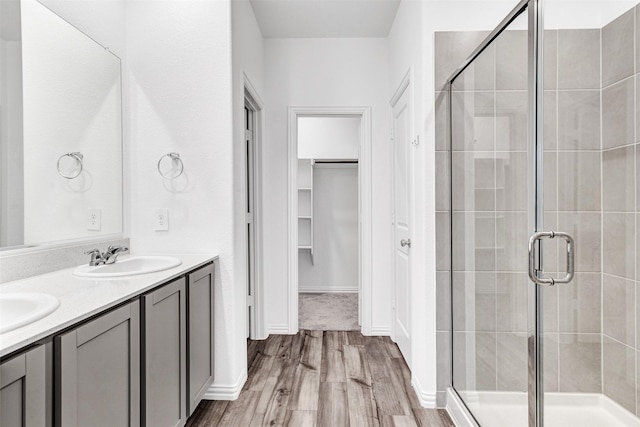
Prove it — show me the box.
[390,127,395,140]
[247,295,254,306]
[411,135,420,146]
[246,213,253,224]
[245,130,253,141]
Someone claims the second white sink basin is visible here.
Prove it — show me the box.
[74,256,182,278]
[0,293,60,334]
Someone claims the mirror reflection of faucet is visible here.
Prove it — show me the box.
[84,246,129,266]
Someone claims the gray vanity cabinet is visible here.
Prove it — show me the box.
[0,343,51,427]
[142,277,187,427]
[187,262,215,415]
[55,301,140,427]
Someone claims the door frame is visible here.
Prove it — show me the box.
[389,68,414,359]
[287,106,373,334]
[244,74,266,340]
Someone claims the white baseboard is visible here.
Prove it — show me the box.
[267,324,290,334]
[368,326,391,336]
[298,286,358,293]
[203,370,248,401]
[411,376,437,408]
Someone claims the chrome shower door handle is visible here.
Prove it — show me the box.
[528,231,575,286]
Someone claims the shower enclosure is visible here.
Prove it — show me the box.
[444,0,640,426]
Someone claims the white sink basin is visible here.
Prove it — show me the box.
[73,256,182,278]
[0,293,60,334]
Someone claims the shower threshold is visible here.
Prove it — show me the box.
[456,391,640,427]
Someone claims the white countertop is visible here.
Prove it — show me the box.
[0,253,217,358]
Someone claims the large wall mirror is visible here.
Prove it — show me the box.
[0,0,123,251]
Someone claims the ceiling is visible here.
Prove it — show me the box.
[249,0,402,38]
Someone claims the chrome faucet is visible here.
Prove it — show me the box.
[84,246,129,266]
[103,246,129,264]
[84,249,105,266]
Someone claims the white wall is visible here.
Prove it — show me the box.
[21,0,122,245]
[299,165,358,292]
[39,0,126,57]
[298,117,360,159]
[263,37,391,334]
[126,0,246,398]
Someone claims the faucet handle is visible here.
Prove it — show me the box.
[84,249,104,266]
[103,246,129,264]
[106,245,128,254]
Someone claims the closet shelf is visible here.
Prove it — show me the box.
[297,158,315,265]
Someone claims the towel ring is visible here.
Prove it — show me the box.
[57,152,84,179]
[158,152,184,179]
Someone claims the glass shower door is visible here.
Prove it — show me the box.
[449,5,533,427]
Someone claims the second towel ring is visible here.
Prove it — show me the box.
[57,152,84,179]
[158,152,184,179]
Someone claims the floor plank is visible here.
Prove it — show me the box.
[299,330,323,370]
[285,410,317,426]
[317,382,349,426]
[381,415,419,427]
[259,351,297,425]
[289,331,322,411]
[217,390,261,426]
[391,357,423,410]
[187,331,454,427]
[320,331,347,383]
[412,408,456,427]
[346,379,379,427]
[245,348,277,392]
[185,400,228,427]
[343,345,372,387]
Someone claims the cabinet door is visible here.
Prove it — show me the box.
[187,262,215,415]
[0,343,51,427]
[142,277,186,427]
[56,301,140,427]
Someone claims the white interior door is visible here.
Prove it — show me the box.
[392,85,412,364]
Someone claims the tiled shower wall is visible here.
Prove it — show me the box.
[434,4,640,414]
[600,6,639,414]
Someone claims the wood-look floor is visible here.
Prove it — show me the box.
[186,330,454,427]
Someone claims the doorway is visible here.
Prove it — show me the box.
[244,86,263,340]
[287,107,373,334]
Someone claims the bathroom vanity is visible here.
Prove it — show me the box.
[0,254,217,427]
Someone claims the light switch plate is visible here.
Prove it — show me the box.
[154,208,169,231]
[88,209,101,231]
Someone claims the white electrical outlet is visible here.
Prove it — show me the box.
[154,208,169,231]
[88,209,101,231]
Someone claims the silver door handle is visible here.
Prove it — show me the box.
[528,231,575,286]
[400,239,411,248]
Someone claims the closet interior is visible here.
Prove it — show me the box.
[296,116,361,331]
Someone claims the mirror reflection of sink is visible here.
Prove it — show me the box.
[0,293,60,334]
[73,256,182,278]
